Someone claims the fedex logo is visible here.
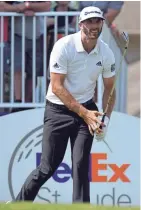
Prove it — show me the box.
[36,153,130,183]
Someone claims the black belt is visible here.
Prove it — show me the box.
[46,98,94,110]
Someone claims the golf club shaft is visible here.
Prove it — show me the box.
[100,35,129,126]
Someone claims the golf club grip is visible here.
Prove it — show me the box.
[99,113,106,129]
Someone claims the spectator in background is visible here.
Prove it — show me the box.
[0,1,51,113]
[46,1,77,81]
[79,1,124,26]
[47,1,77,30]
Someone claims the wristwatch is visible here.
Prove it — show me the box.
[25,1,30,9]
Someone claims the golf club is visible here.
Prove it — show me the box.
[97,31,130,152]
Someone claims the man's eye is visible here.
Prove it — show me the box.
[96,19,101,23]
[88,19,92,23]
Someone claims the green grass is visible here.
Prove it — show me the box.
[0,203,140,210]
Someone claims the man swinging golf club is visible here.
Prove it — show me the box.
[14,6,116,203]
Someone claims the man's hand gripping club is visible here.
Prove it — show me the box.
[95,114,109,141]
[80,110,106,136]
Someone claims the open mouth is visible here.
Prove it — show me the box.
[90,30,98,34]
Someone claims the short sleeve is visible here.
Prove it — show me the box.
[102,47,116,78]
[49,39,68,74]
[108,1,124,11]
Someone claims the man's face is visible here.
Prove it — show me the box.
[80,17,103,40]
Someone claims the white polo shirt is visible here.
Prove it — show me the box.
[46,31,115,104]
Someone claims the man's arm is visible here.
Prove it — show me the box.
[0,2,24,12]
[26,1,51,12]
[102,76,116,118]
[95,76,116,141]
[104,8,120,26]
[49,41,87,117]
[0,2,50,13]
[104,1,124,26]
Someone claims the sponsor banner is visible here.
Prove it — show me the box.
[0,109,140,206]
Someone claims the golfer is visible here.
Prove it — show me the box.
[15,6,116,203]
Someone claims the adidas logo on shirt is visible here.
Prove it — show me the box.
[96,61,102,66]
[53,63,60,69]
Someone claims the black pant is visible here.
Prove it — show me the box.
[16,99,98,203]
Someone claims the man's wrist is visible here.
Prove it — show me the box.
[78,106,88,118]
[15,3,26,13]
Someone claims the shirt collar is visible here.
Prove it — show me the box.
[74,31,99,54]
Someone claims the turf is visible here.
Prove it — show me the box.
[0,203,140,210]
